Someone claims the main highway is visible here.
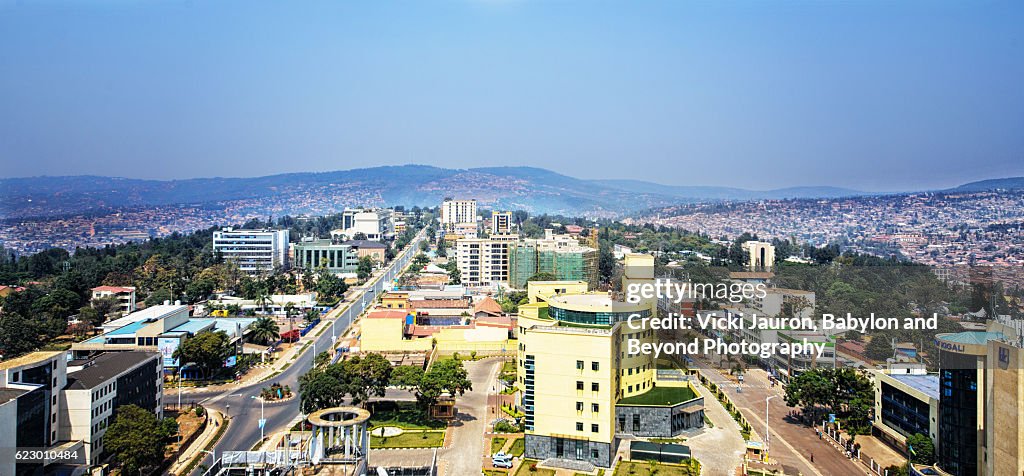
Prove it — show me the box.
[179,229,427,474]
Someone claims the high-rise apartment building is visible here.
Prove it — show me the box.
[491,211,513,235]
[440,199,477,232]
[61,352,163,466]
[212,228,290,275]
[516,255,705,468]
[455,234,517,286]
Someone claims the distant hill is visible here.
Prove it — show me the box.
[1,165,1017,219]
[591,179,864,200]
[947,177,1024,192]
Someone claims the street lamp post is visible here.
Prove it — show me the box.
[252,395,266,442]
[765,395,777,457]
[177,362,198,410]
[199,449,215,467]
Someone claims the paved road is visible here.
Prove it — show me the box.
[180,230,427,474]
[694,358,869,476]
[368,358,503,475]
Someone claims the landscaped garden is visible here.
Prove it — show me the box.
[513,460,556,476]
[370,429,445,448]
[369,401,447,430]
[618,385,697,406]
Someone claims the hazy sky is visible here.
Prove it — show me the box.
[1,1,1022,191]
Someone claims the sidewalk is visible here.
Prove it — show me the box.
[169,408,226,475]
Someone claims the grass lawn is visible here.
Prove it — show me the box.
[502,360,516,374]
[369,401,446,430]
[491,437,507,454]
[618,386,697,406]
[514,460,556,476]
[612,460,700,476]
[509,437,525,457]
[370,430,445,448]
[483,471,509,476]
[647,437,687,444]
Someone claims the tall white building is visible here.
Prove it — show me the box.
[330,208,393,242]
[441,199,477,232]
[455,234,518,286]
[212,228,290,275]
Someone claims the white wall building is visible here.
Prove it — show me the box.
[62,352,164,466]
[330,208,393,242]
[441,199,477,232]
[212,228,290,274]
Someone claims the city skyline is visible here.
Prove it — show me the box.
[2,1,1023,190]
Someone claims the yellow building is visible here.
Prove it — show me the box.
[517,254,704,468]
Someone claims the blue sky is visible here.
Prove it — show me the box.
[1,0,1022,191]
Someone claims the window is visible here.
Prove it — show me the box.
[576,360,584,370]
[576,422,584,431]
[576,402,583,411]
[576,381,584,391]
[591,424,599,433]
[633,414,641,432]
[592,361,599,371]
[592,382,599,392]
[592,403,599,413]
[628,385,633,393]
[591,449,599,459]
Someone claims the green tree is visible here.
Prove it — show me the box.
[416,358,472,407]
[527,272,557,282]
[145,288,174,307]
[249,317,280,345]
[866,336,894,361]
[390,365,425,390]
[341,353,393,406]
[91,295,121,322]
[104,404,177,475]
[907,433,935,465]
[299,367,347,413]
[357,256,376,281]
[172,331,232,379]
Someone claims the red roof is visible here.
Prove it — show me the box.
[473,296,503,316]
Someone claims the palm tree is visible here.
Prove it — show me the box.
[256,292,272,315]
[250,317,280,345]
[284,301,297,341]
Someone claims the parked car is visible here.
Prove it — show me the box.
[491,452,514,468]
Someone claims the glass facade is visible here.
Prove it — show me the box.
[549,307,651,326]
[938,351,979,476]
[880,382,930,438]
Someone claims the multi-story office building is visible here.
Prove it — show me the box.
[455,234,518,287]
[491,211,513,235]
[930,322,1024,476]
[330,208,393,242]
[870,370,939,455]
[90,285,137,315]
[0,351,83,476]
[508,229,598,289]
[516,255,705,468]
[212,228,290,275]
[61,352,163,466]
[440,199,477,232]
[293,237,359,276]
